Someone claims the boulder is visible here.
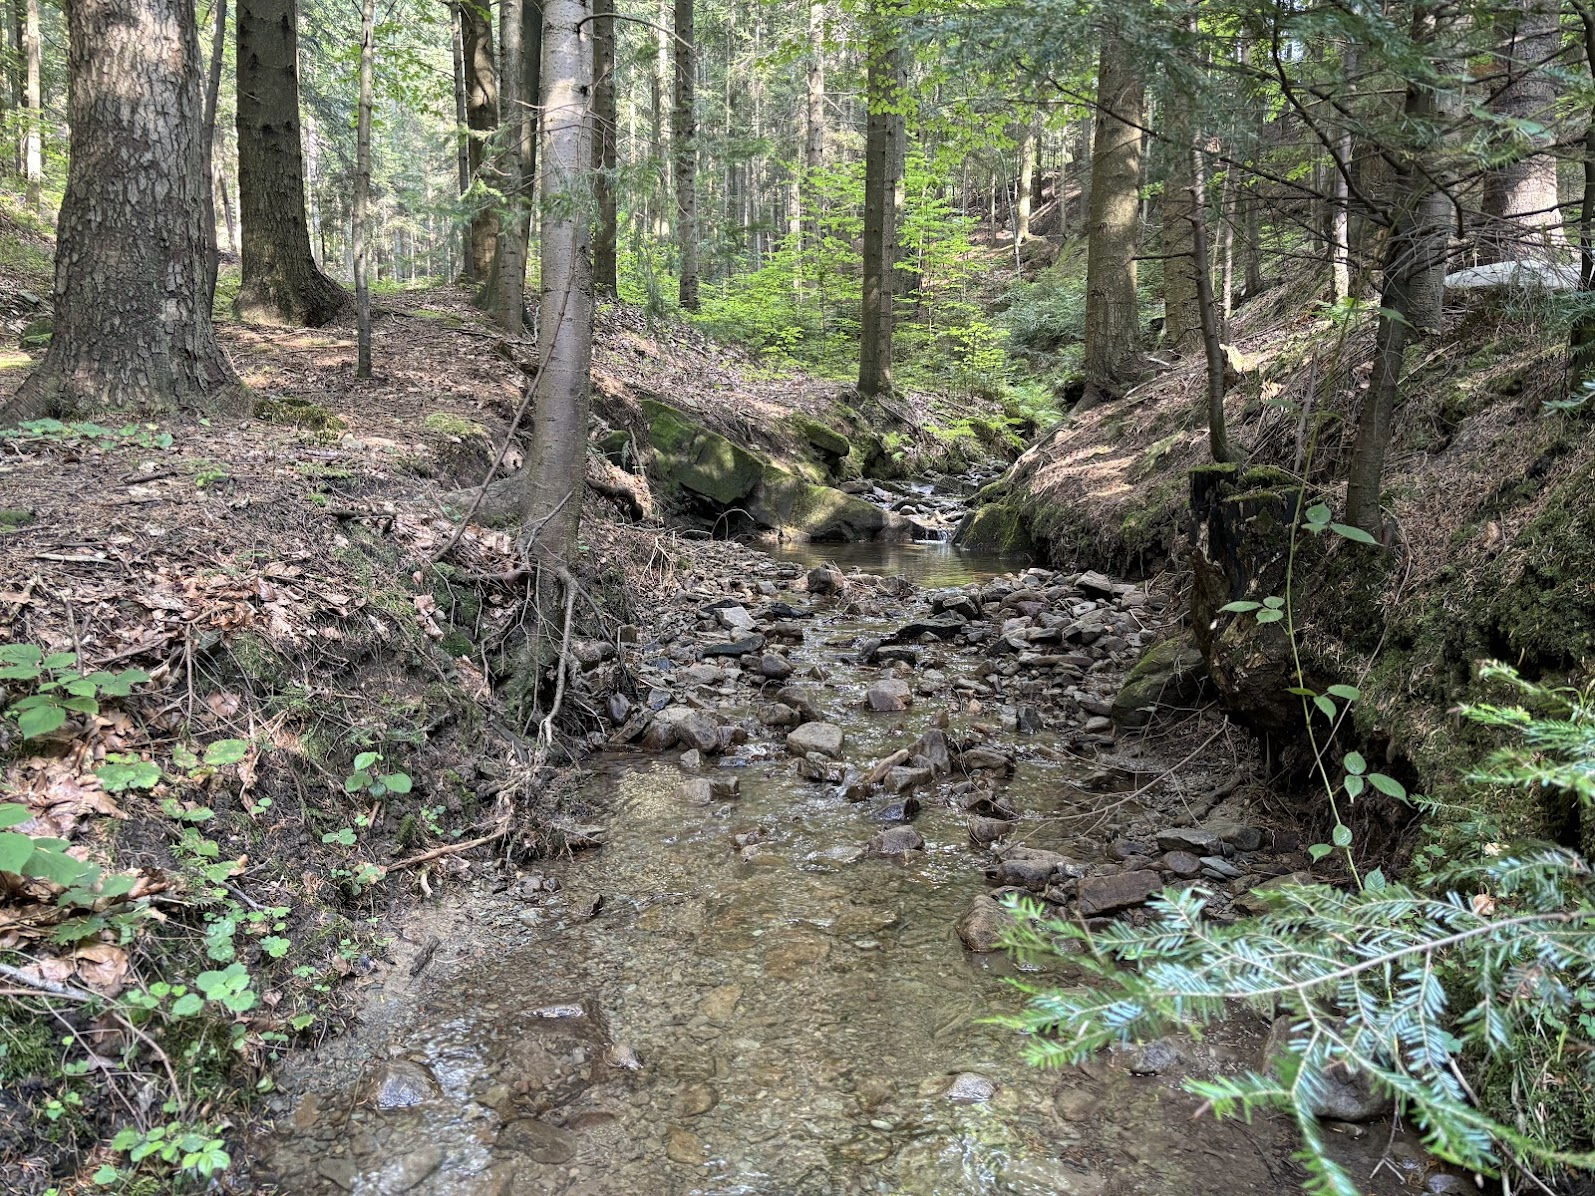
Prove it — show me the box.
[1155,828,1224,855]
[1111,637,1209,728]
[642,399,766,506]
[956,894,1015,952]
[787,721,844,759]
[750,467,911,542]
[1076,870,1162,918]
[867,826,924,856]
[866,679,913,712]
[792,415,851,460]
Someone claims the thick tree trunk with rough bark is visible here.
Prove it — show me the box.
[1162,33,1199,355]
[1480,0,1564,262]
[592,0,617,295]
[674,0,698,310]
[354,0,374,377]
[857,9,903,400]
[452,5,471,278]
[521,0,593,566]
[7,0,238,421]
[1080,21,1143,410]
[460,0,499,283]
[235,0,349,326]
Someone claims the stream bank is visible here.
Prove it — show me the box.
[254,532,1430,1196]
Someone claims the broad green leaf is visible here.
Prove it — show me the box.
[0,644,43,667]
[96,759,162,792]
[0,830,34,872]
[1313,695,1336,719]
[1343,751,1366,775]
[171,992,204,1017]
[41,652,77,670]
[1307,842,1332,861]
[1331,823,1353,848]
[203,739,249,767]
[1256,609,1284,624]
[1364,868,1387,891]
[1344,774,1365,798]
[1329,523,1378,545]
[23,845,92,886]
[380,773,412,794]
[59,695,100,714]
[1262,596,1285,610]
[1369,773,1408,800]
[0,803,32,829]
[1304,502,1331,525]
[1326,685,1360,700]
[15,703,66,738]
[1219,600,1261,613]
[353,751,380,770]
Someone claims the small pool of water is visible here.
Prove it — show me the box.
[764,539,1028,589]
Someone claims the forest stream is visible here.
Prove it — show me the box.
[254,534,1426,1196]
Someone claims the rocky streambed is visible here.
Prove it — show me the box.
[256,537,1433,1196]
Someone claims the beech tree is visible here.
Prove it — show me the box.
[857,3,903,399]
[5,0,237,421]
[235,0,350,325]
[521,0,593,565]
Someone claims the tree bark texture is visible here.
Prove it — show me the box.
[673,0,698,310]
[460,0,499,283]
[857,8,903,399]
[493,0,529,332]
[521,0,593,566]
[235,0,348,325]
[1015,121,1035,243]
[452,4,471,277]
[1161,45,1199,354]
[1345,3,1447,532]
[592,0,617,295]
[1480,0,1565,262]
[8,0,238,421]
[354,0,374,377]
[1080,21,1143,410]
[8,0,20,175]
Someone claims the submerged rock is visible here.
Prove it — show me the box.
[788,721,844,758]
[1076,870,1162,917]
[955,894,1015,952]
[866,678,913,711]
[1111,637,1209,728]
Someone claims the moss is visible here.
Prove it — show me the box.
[791,415,851,459]
[957,501,1036,556]
[423,411,489,440]
[228,631,294,690]
[0,507,33,528]
[641,398,767,506]
[254,396,347,432]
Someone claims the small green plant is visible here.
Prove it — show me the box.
[0,801,99,886]
[342,751,412,798]
[0,643,149,738]
[0,418,173,452]
[103,1121,231,1183]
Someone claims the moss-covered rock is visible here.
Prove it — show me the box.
[792,415,852,460]
[642,399,767,506]
[750,467,909,541]
[1111,637,1208,728]
[254,396,346,432]
[954,500,1036,557]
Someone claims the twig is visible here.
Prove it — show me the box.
[386,822,511,871]
[0,963,98,1002]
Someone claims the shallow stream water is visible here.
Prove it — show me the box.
[259,541,1418,1196]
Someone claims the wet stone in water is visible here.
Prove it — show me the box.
[499,1118,578,1164]
[369,1059,438,1109]
[945,1072,997,1104]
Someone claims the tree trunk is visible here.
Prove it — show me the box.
[1162,30,1199,354]
[8,0,20,175]
[494,0,528,332]
[1189,145,1233,464]
[201,0,227,304]
[6,0,238,420]
[1345,3,1448,533]
[521,0,593,567]
[452,3,471,279]
[857,5,903,400]
[592,0,617,295]
[235,0,348,325]
[1080,20,1143,410]
[1571,0,1595,377]
[460,0,499,284]
[217,160,238,253]
[651,0,667,240]
[673,0,698,310]
[22,0,39,210]
[354,0,374,378]
[1015,120,1035,243]
[802,0,823,248]
[1480,0,1565,263]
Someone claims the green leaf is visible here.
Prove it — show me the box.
[380,773,412,795]
[0,830,35,872]
[0,644,44,668]
[260,935,291,959]
[96,759,162,792]
[1343,751,1366,775]
[1313,695,1336,719]
[41,652,77,670]
[0,803,32,829]
[1262,596,1285,610]
[1344,774,1365,798]
[1326,684,1360,701]
[1331,823,1353,848]
[1304,502,1331,525]
[94,668,150,698]
[23,846,92,886]
[1306,842,1333,861]
[353,751,380,771]
[15,703,66,738]
[203,739,248,767]
[343,771,371,793]
[1219,600,1261,613]
[1286,687,1316,697]
[170,992,204,1017]
[1256,609,1284,624]
[1365,868,1386,891]
[1369,772,1408,800]
[1329,522,1378,545]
